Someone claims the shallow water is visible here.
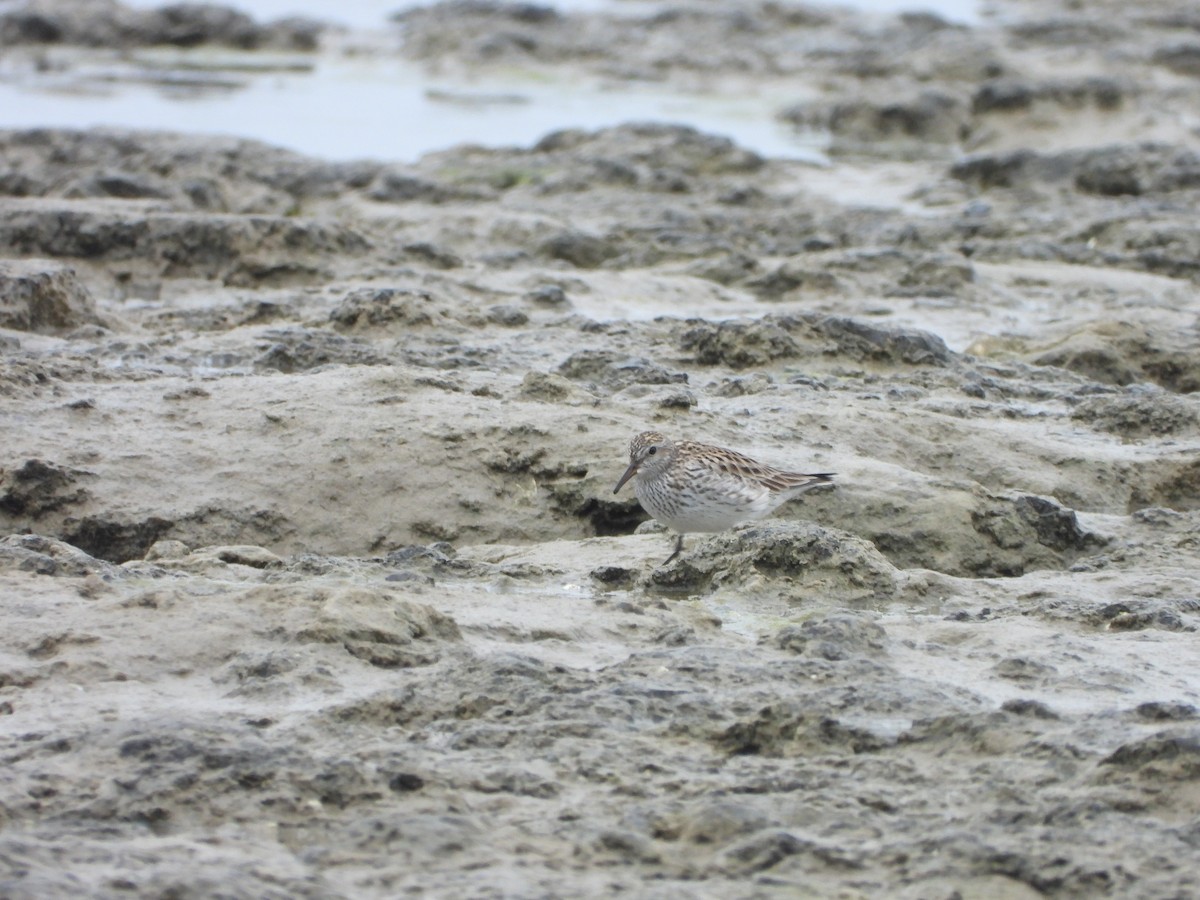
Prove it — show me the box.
[0,0,979,163]
[0,51,827,163]
[112,0,985,29]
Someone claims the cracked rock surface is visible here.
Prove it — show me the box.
[2,0,1200,896]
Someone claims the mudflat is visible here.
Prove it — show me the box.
[2,0,1199,896]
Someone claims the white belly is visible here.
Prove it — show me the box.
[634,477,774,533]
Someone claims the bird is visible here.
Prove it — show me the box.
[613,431,834,564]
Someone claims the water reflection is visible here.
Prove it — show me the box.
[0,0,978,162]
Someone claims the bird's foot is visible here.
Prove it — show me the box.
[660,534,685,566]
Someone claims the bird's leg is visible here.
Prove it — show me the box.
[661,534,685,565]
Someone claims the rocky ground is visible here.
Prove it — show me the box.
[2,0,1200,896]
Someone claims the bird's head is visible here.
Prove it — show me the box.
[613,431,673,493]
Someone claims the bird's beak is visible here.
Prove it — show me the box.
[613,461,638,494]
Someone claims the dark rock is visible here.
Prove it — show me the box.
[964,494,1099,577]
[329,288,440,330]
[899,710,1010,753]
[254,328,388,372]
[302,760,383,809]
[1101,731,1200,779]
[651,522,898,604]
[993,656,1057,682]
[1001,698,1060,719]
[0,203,369,282]
[744,261,838,298]
[403,242,463,269]
[656,388,696,409]
[216,650,299,684]
[0,128,382,212]
[387,771,425,792]
[713,373,775,396]
[894,253,975,295]
[809,315,953,366]
[367,171,464,203]
[971,79,1036,113]
[62,171,172,201]
[1009,18,1121,46]
[853,487,1103,579]
[181,178,226,210]
[589,565,636,587]
[716,696,895,758]
[570,495,648,537]
[385,544,461,577]
[0,459,90,517]
[485,304,528,326]
[951,149,1053,189]
[517,371,580,402]
[61,515,175,564]
[1068,217,1200,280]
[1074,150,1153,197]
[686,252,761,286]
[1013,495,1094,552]
[0,9,65,43]
[0,533,117,577]
[775,613,886,660]
[209,546,282,569]
[535,123,762,175]
[1134,702,1197,722]
[1071,390,1199,438]
[680,319,802,369]
[119,731,204,762]
[539,230,620,268]
[557,349,686,390]
[0,0,327,50]
[0,259,101,333]
[140,3,262,49]
[953,143,1200,198]
[267,15,323,51]
[714,828,811,874]
[525,284,568,306]
[1084,599,1195,632]
[783,91,968,149]
[1153,43,1200,77]
[972,77,1124,114]
[590,829,662,864]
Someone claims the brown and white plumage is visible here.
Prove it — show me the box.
[613,431,834,563]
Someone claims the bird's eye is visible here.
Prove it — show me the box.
[647,447,657,455]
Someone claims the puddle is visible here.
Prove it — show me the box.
[111,0,985,29]
[0,0,982,164]
[0,50,827,163]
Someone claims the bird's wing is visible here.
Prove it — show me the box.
[678,442,832,492]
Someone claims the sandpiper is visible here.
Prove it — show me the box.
[613,431,834,564]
